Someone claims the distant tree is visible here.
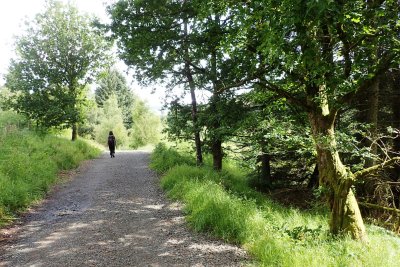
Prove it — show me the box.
[129,98,161,149]
[78,93,99,140]
[6,0,110,140]
[95,94,129,147]
[95,68,134,128]
[108,0,255,170]
[107,0,204,165]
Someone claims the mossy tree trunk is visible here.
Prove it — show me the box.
[309,108,366,241]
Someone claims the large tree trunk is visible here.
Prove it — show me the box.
[309,111,366,241]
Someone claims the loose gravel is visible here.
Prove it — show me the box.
[0,151,250,267]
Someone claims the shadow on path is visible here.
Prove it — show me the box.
[0,151,249,267]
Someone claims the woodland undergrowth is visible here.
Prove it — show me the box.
[151,143,400,267]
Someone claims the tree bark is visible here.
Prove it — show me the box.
[209,14,223,171]
[308,110,366,241]
[183,16,203,166]
[365,78,379,167]
[72,123,78,141]
[211,139,223,171]
[259,140,272,186]
[307,164,319,189]
[391,72,400,207]
[189,78,203,166]
[391,71,400,156]
[260,153,271,186]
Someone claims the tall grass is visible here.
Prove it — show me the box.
[0,121,100,225]
[151,143,400,267]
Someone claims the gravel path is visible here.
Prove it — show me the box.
[0,151,250,267]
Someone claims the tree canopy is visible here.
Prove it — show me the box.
[6,0,110,139]
[107,0,400,240]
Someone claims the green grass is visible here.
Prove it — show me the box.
[0,122,100,225]
[151,143,400,267]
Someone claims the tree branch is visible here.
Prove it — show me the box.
[358,202,400,214]
[258,79,312,112]
[217,76,256,93]
[339,53,396,105]
[353,157,400,181]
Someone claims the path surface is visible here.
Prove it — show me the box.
[0,151,249,266]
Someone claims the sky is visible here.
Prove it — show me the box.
[0,0,166,113]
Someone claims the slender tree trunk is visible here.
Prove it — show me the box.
[259,140,272,186]
[260,153,271,185]
[365,78,379,167]
[183,17,203,165]
[392,72,400,155]
[212,139,223,170]
[391,72,400,207]
[308,110,366,241]
[307,164,319,189]
[72,123,78,141]
[209,14,223,171]
[188,76,203,165]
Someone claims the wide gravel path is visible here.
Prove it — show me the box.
[0,151,249,267]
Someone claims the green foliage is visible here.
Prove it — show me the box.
[0,110,28,130]
[107,0,184,85]
[0,125,100,225]
[150,143,195,173]
[94,94,129,147]
[129,98,161,149]
[151,144,400,266]
[6,0,110,131]
[95,68,134,128]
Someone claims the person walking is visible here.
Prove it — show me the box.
[108,131,116,158]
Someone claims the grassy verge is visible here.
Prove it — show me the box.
[0,126,100,225]
[151,143,400,267]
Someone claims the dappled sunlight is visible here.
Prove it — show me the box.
[1,149,248,266]
[67,222,90,230]
[188,243,244,254]
[165,203,183,211]
[143,204,164,210]
[165,238,186,245]
[36,232,67,249]
[129,209,153,214]
[49,249,73,257]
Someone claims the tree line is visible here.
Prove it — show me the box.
[2,0,160,149]
[106,0,400,241]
